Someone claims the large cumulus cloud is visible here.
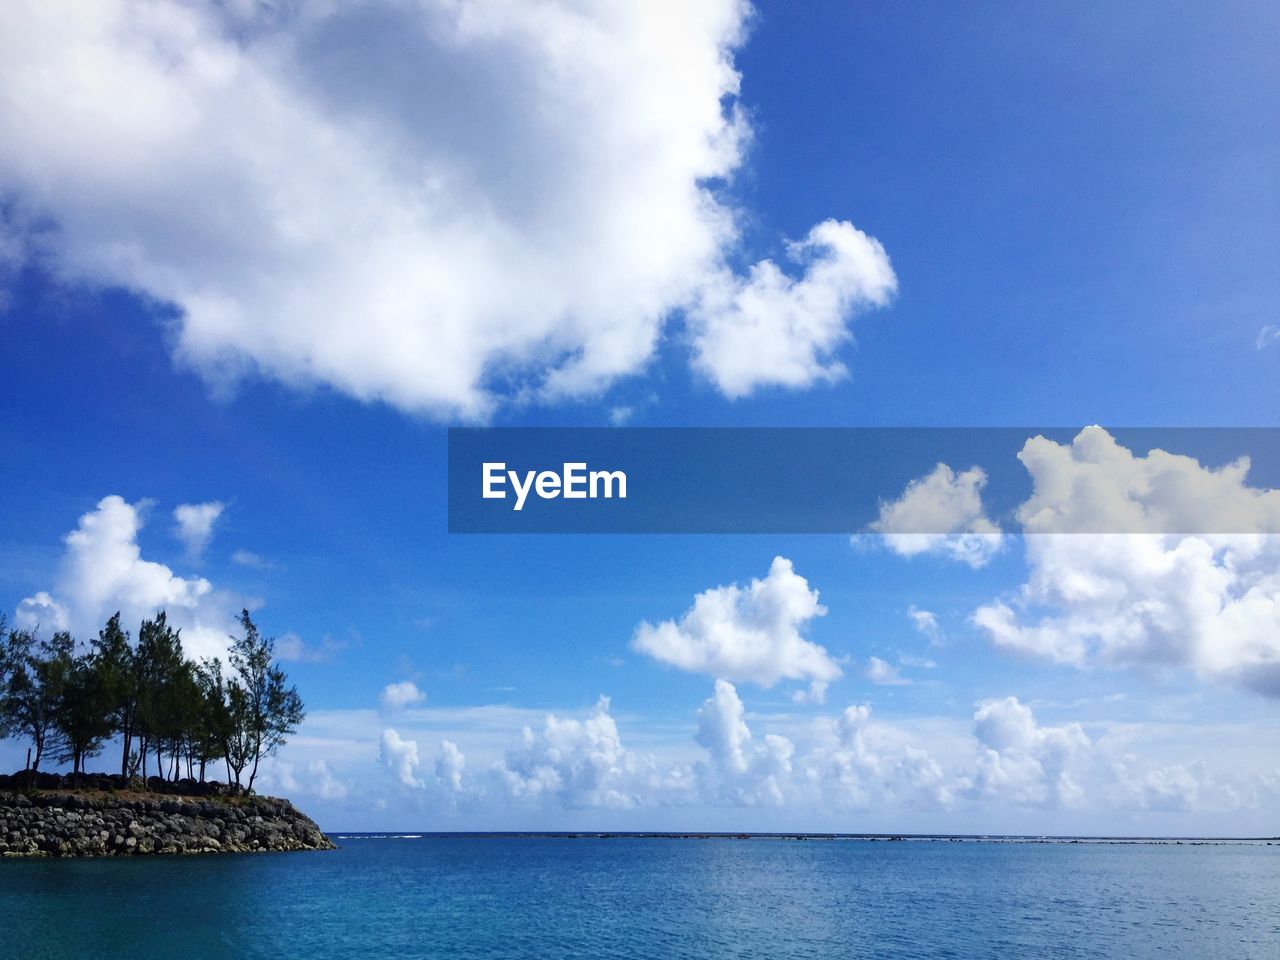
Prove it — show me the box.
[15,494,242,661]
[973,428,1280,697]
[631,556,842,703]
[0,0,894,417]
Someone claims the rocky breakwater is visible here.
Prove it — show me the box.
[0,789,336,857]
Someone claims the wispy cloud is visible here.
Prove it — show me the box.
[231,549,276,571]
[173,500,225,561]
[865,656,911,686]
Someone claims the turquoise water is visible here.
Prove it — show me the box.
[3,837,1278,959]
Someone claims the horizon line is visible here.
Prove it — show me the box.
[325,830,1280,843]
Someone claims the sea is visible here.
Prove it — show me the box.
[3,834,1277,959]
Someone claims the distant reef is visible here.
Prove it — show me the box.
[0,773,335,857]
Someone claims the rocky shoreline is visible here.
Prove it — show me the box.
[0,789,336,857]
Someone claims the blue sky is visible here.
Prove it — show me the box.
[1,1,1278,833]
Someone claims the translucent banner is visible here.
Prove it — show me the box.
[447,426,1280,534]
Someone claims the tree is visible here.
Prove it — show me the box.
[228,610,305,792]
[134,612,187,781]
[92,613,139,777]
[1,608,306,791]
[1,627,61,772]
[0,614,11,739]
[47,633,114,774]
[163,661,203,780]
[0,615,16,749]
[191,659,231,782]
[222,676,255,789]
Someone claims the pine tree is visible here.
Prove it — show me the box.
[228,610,305,792]
[134,612,186,781]
[47,633,114,774]
[1,628,62,772]
[2,609,306,792]
[92,612,139,777]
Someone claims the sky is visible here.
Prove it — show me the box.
[0,0,1278,834]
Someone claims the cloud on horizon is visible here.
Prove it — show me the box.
[341,682,1274,827]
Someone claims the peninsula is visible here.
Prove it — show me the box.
[1,609,334,857]
[0,772,334,857]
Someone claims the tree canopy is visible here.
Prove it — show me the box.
[0,610,304,791]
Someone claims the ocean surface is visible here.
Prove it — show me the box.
[3,835,1277,959]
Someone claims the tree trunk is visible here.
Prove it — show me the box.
[247,733,263,793]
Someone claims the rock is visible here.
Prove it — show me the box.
[0,788,334,858]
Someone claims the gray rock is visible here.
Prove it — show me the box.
[0,789,335,858]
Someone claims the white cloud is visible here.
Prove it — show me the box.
[491,696,669,809]
[275,631,345,664]
[436,739,466,793]
[696,680,794,805]
[282,684,1278,830]
[231,549,275,570]
[1102,751,1252,814]
[632,556,842,694]
[898,654,937,669]
[907,605,941,642]
[689,219,896,396]
[263,757,350,801]
[14,495,239,661]
[970,697,1090,807]
[14,591,68,633]
[0,0,893,417]
[381,681,427,711]
[379,682,955,815]
[1013,426,1280,535]
[379,728,424,789]
[865,656,910,686]
[377,697,686,810]
[791,679,830,705]
[869,464,1002,567]
[173,500,225,560]
[1257,324,1280,350]
[973,428,1280,697]
[696,681,753,775]
[808,703,954,811]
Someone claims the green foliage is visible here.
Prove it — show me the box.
[0,609,306,792]
[92,613,138,777]
[46,630,115,773]
[2,625,58,771]
[228,610,306,792]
